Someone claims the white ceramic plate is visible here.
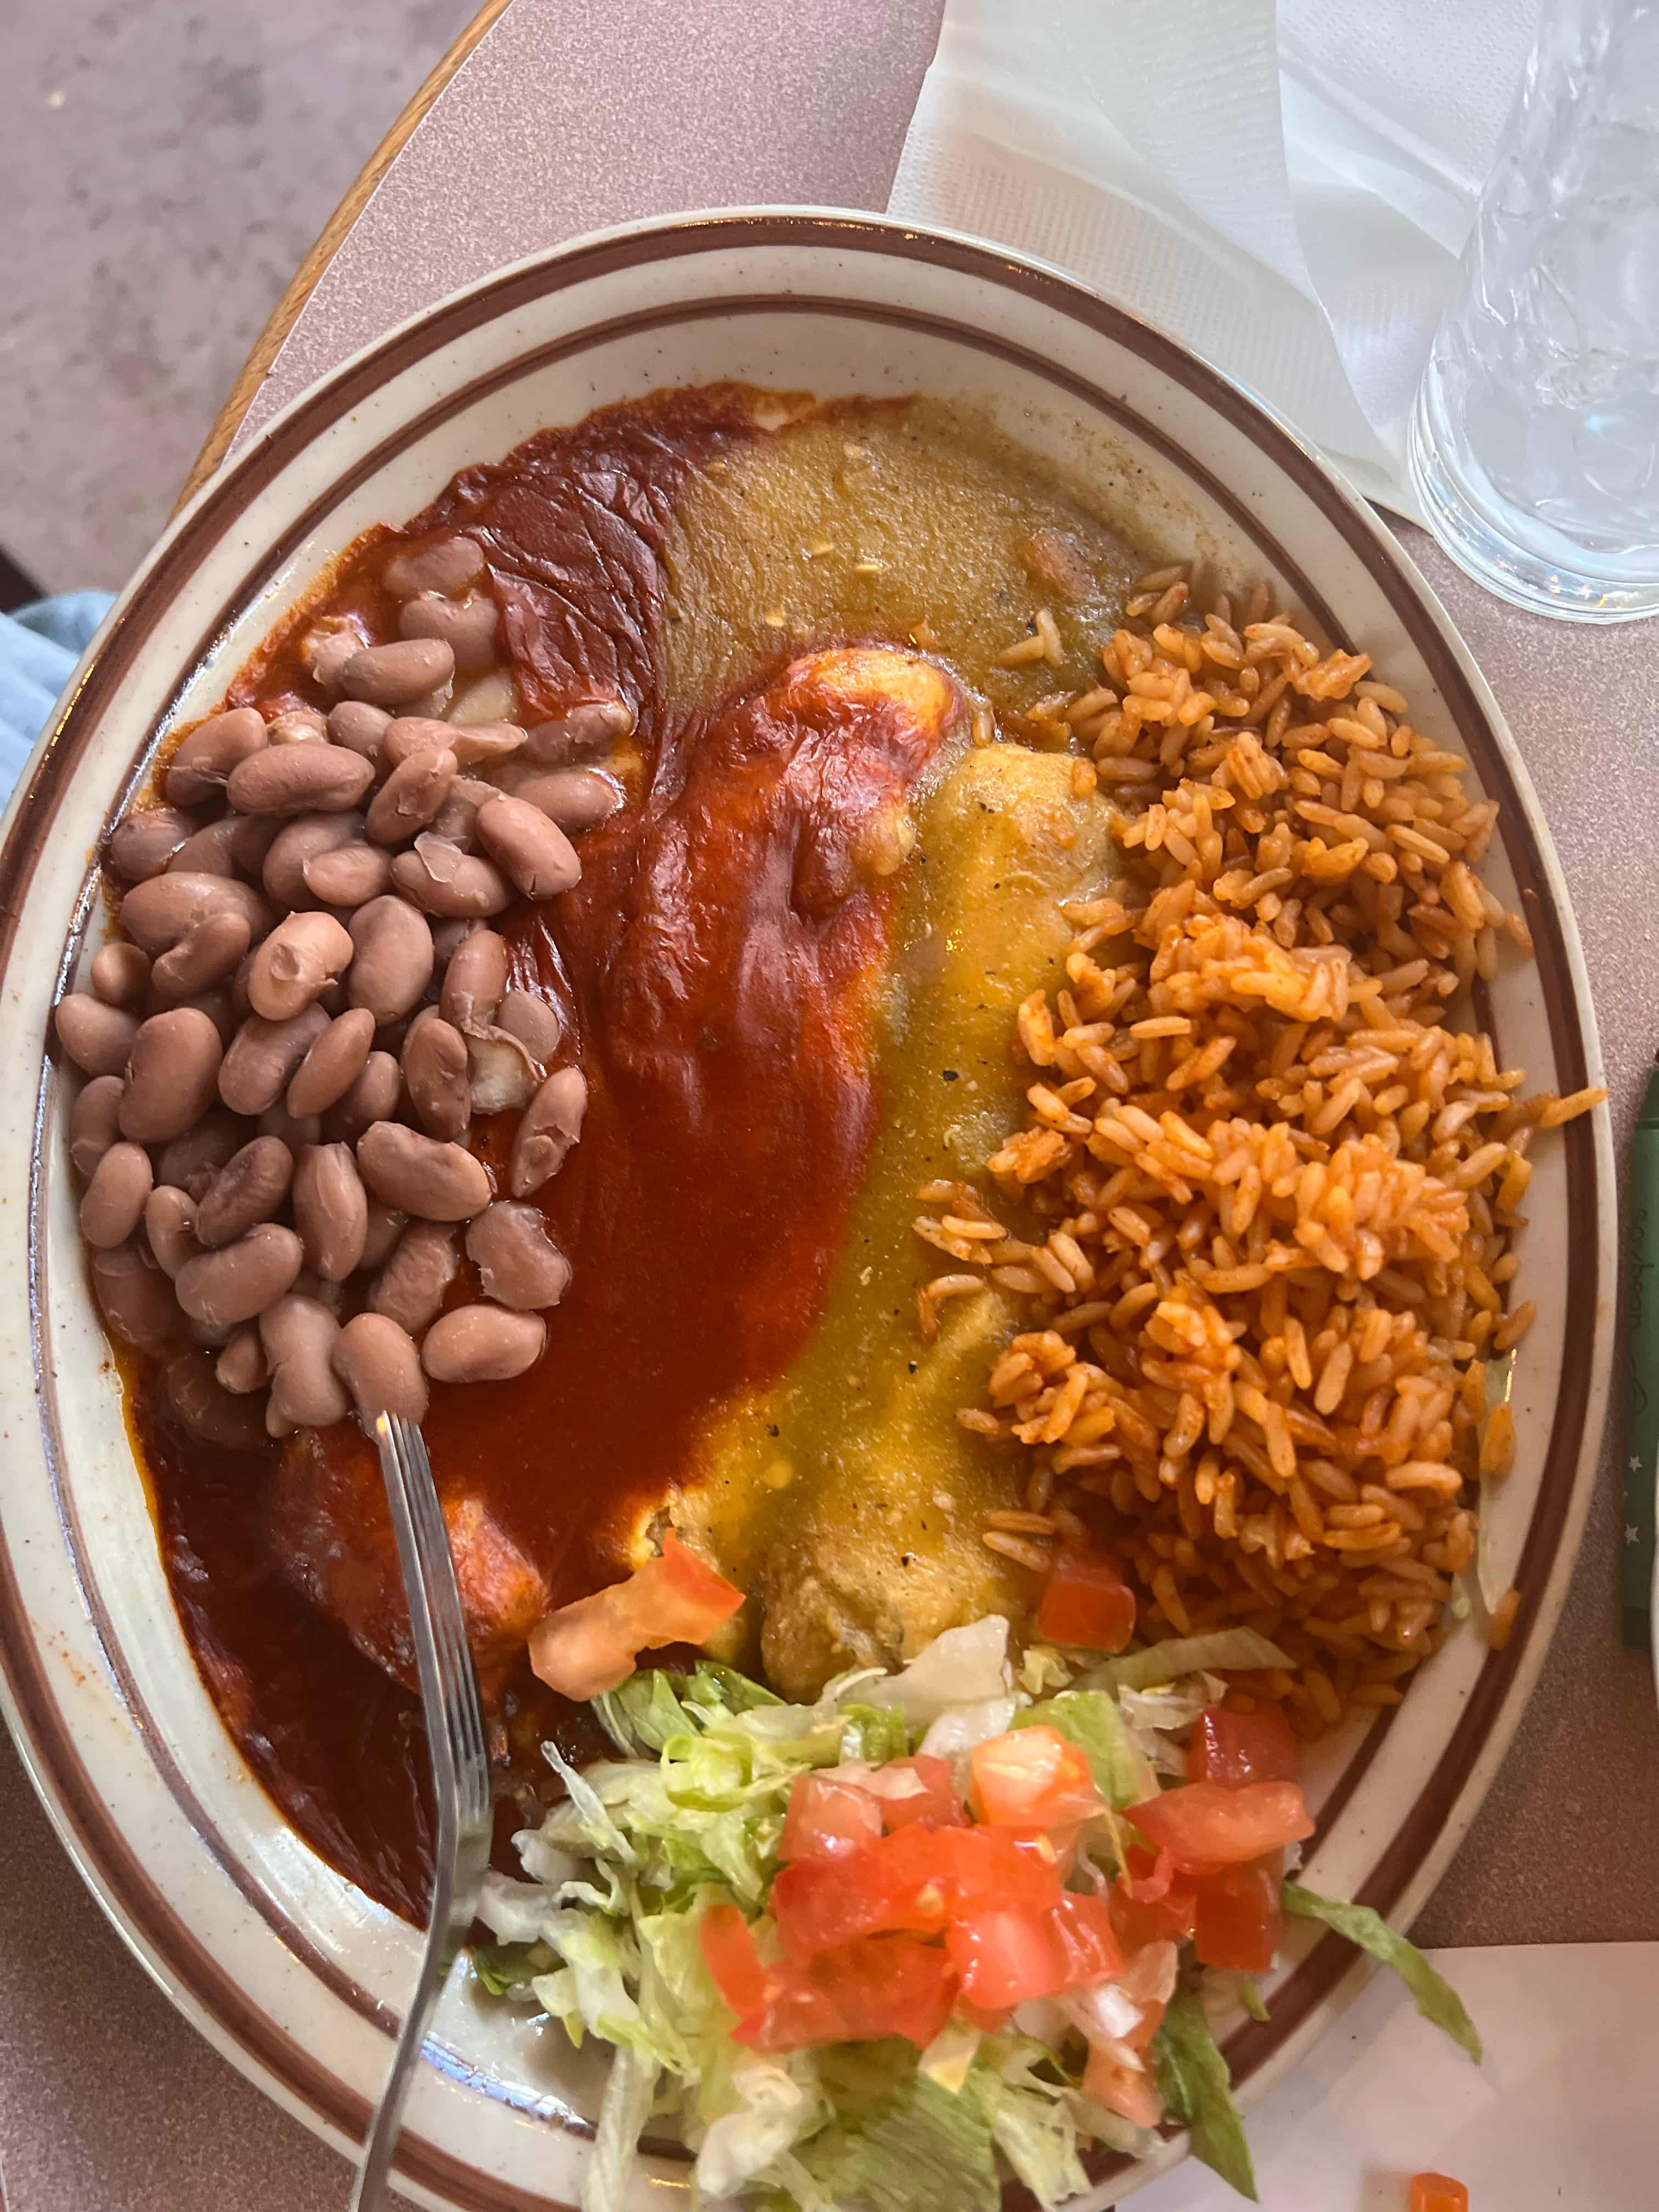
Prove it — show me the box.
[0,211,1616,2210]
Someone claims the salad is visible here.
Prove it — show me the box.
[475,1609,1479,2210]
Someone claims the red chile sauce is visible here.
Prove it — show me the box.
[136,386,954,1917]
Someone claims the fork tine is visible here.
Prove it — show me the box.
[349,1413,493,2212]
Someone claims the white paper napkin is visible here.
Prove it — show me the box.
[888,0,1543,520]
[1130,1940,1659,2209]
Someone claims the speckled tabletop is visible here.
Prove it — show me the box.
[4,2,1656,2206]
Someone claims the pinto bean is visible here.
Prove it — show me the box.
[401,1014,471,1139]
[150,909,252,1005]
[120,871,272,957]
[216,1325,268,1393]
[369,1218,459,1333]
[476,795,580,899]
[428,788,481,849]
[465,1203,572,1311]
[156,1110,244,1200]
[169,816,243,877]
[257,1103,320,1153]
[346,895,434,1022]
[120,1008,224,1141]
[227,742,375,816]
[230,813,286,877]
[498,987,563,1064]
[262,811,363,909]
[301,840,393,908]
[55,994,139,1077]
[291,1142,368,1281]
[185,986,240,1046]
[267,705,329,746]
[258,1293,350,1428]
[162,1348,268,1449]
[466,1026,541,1113]
[510,1066,586,1197]
[68,1075,126,1178]
[497,764,623,832]
[383,535,485,600]
[163,706,267,806]
[391,837,511,918]
[444,721,527,771]
[144,1184,200,1277]
[438,927,507,1030]
[175,1221,303,1328]
[195,1135,293,1249]
[247,911,355,1022]
[92,1241,180,1351]
[378,716,458,771]
[365,746,456,847]
[219,1003,330,1116]
[300,618,365,693]
[421,1304,546,1384]
[523,696,635,766]
[108,807,194,882]
[321,1049,400,1144]
[89,943,151,1011]
[332,1311,427,1423]
[337,638,455,708]
[286,1006,376,1117]
[360,1199,405,1269]
[78,1141,154,1250]
[399,589,498,672]
[356,1121,490,1220]
[327,699,392,761]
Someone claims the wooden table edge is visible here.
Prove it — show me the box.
[173,0,513,512]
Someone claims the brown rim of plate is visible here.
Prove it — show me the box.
[0,215,1602,2210]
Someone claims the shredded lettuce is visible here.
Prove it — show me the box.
[470,1938,554,1997]
[585,2045,659,2212]
[1082,1630,1292,1695]
[1282,1883,1481,2062]
[867,1616,1013,1722]
[1013,1689,1159,1809]
[1153,1985,1257,2201]
[790,2065,1002,2212]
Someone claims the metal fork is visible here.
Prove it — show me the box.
[350,1412,494,2212]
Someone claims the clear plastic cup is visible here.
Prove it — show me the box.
[1407,0,1659,623]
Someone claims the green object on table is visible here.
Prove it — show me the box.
[1623,1056,1659,1648]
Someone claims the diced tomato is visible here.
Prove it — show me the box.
[1192,1855,1283,1973]
[1037,1538,1137,1652]
[1129,1780,1313,1875]
[875,1755,967,1831]
[808,1933,956,2050]
[930,1825,1066,1915]
[1051,1892,1124,1985]
[1189,1705,1300,1790]
[947,1903,1071,2011]
[1409,2177,1469,2212]
[1083,2041,1164,2130]
[734,1932,956,2054]
[527,1532,745,1699]
[781,1774,883,1863]
[948,1891,1124,2011]
[699,1902,769,2019]
[970,1726,1102,1829]
[1108,1847,1198,1950]
[772,1821,1066,1958]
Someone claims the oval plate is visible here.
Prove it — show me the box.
[0,212,1615,2210]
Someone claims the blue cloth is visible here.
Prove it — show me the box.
[0,592,117,804]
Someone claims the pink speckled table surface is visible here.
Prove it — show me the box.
[4,1,1656,2205]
